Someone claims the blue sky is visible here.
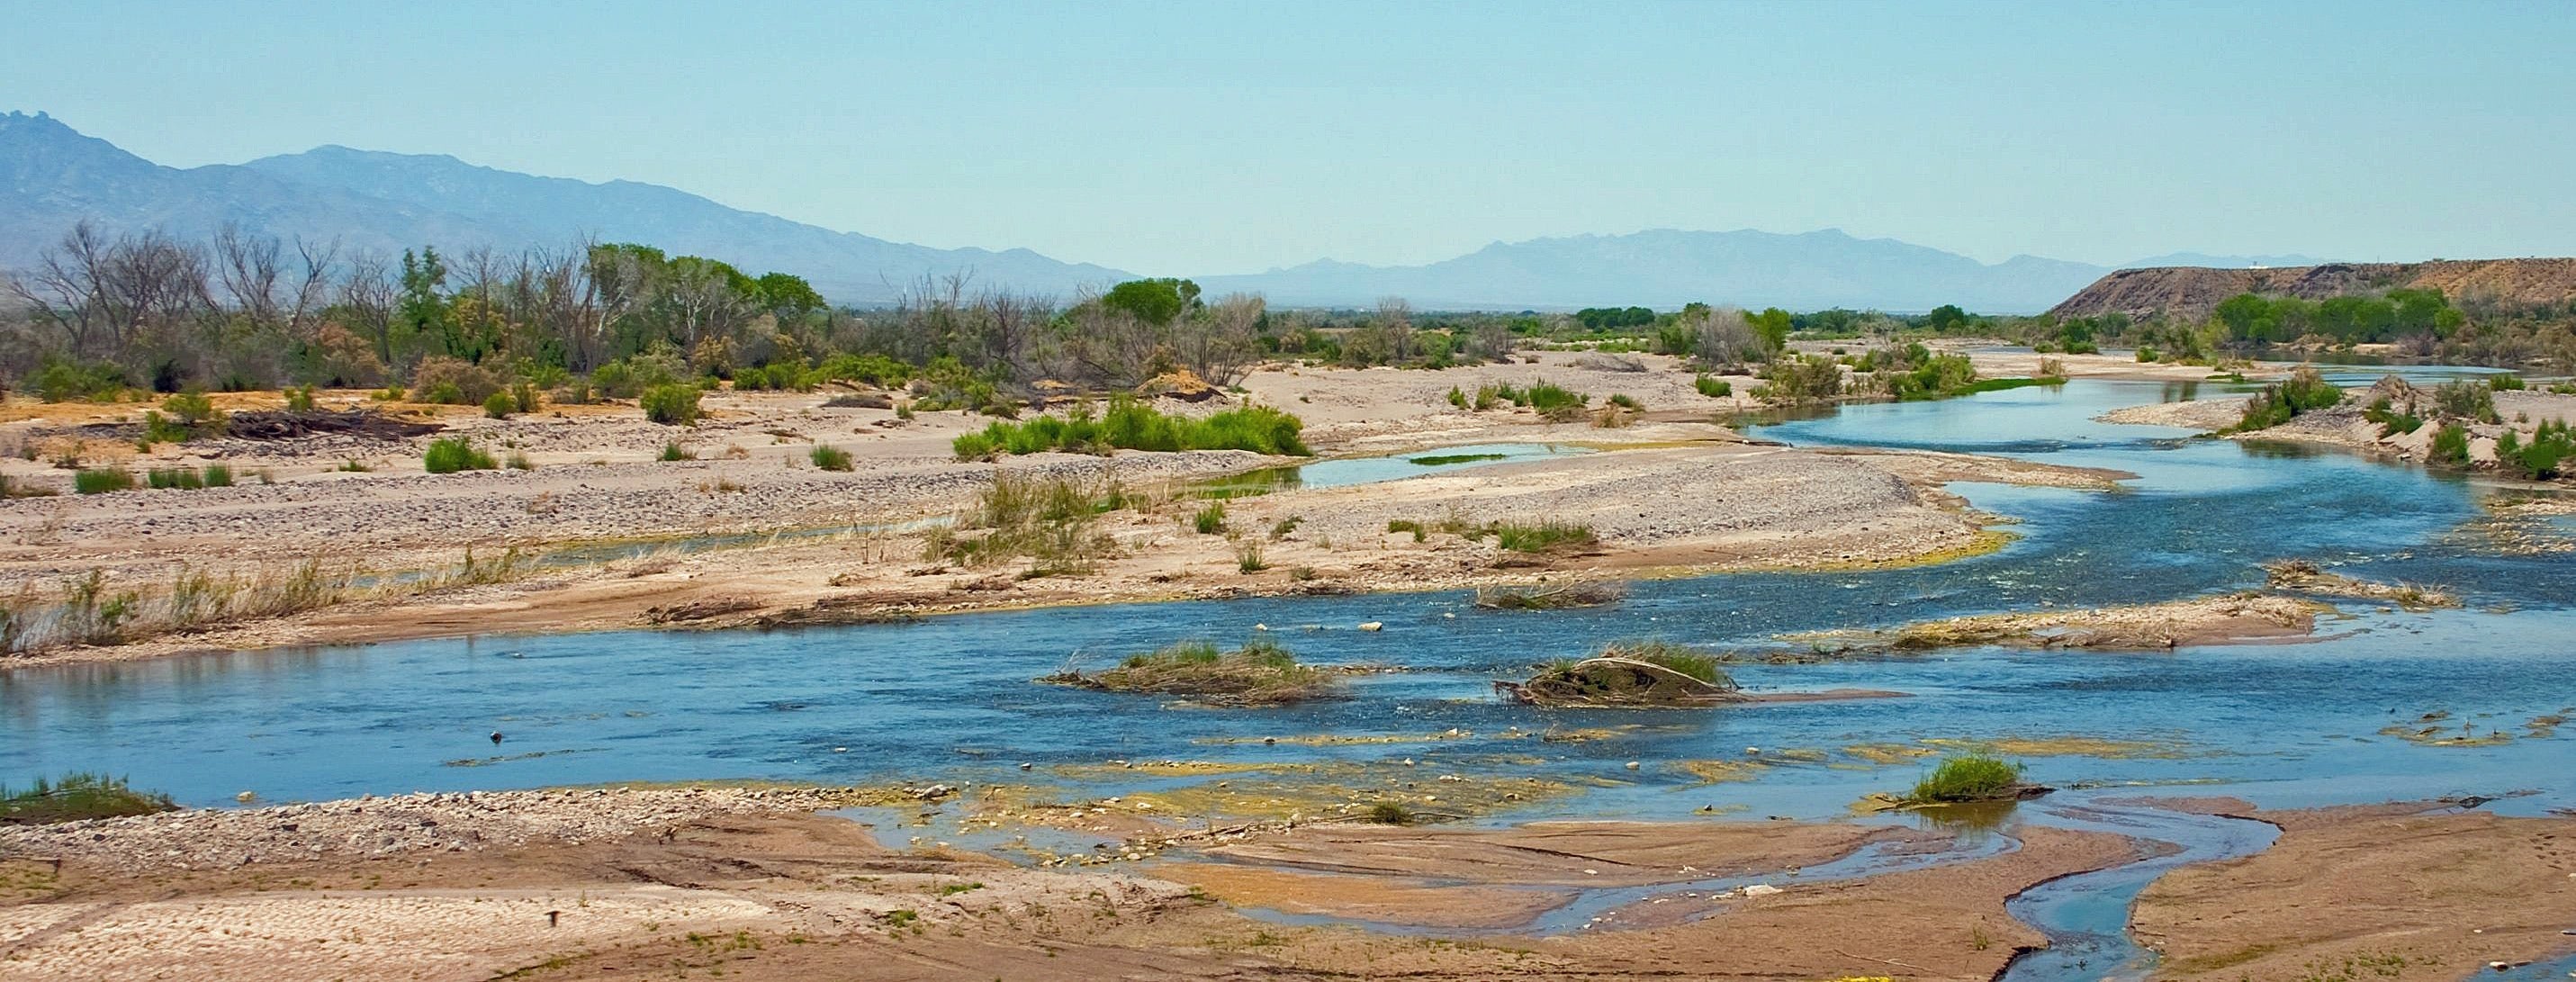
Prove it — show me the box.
[6,0,2572,275]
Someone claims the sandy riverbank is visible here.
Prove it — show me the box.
[7,785,2563,981]
[0,783,2125,981]
[1,350,2128,670]
[2135,801,2576,980]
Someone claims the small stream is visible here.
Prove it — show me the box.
[1998,799,2282,982]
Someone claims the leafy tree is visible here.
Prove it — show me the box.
[1103,278,1201,327]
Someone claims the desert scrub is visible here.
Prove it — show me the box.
[659,441,695,461]
[2429,423,2471,468]
[2495,420,2574,480]
[144,464,233,490]
[952,395,1309,460]
[423,436,498,473]
[640,383,703,425]
[1,772,176,824]
[1236,541,1267,572]
[73,468,136,494]
[810,445,853,471]
[2225,367,2343,433]
[924,473,1116,573]
[1693,374,1732,398]
[1906,752,2026,804]
[1042,638,1338,706]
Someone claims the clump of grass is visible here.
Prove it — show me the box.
[810,445,853,471]
[923,473,1116,574]
[1906,752,2026,804]
[1267,516,1303,539]
[1409,452,1508,466]
[659,441,694,461]
[1492,519,1597,553]
[1387,518,1427,542]
[1694,374,1733,398]
[337,458,372,473]
[73,468,135,494]
[1236,541,1267,572]
[1596,640,1731,686]
[1500,639,1738,707]
[505,451,536,471]
[1193,500,1228,535]
[423,436,498,473]
[482,390,518,419]
[1045,638,1337,706]
[0,772,176,824]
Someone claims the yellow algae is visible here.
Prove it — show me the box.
[1920,735,2193,759]
[1847,792,1907,815]
[1806,528,2018,573]
[1843,743,1941,766]
[1049,760,1314,780]
[1538,725,1645,743]
[1768,747,1831,762]
[1676,759,1770,784]
[1115,771,1574,823]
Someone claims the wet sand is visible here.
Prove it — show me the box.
[2135,803,2576,980]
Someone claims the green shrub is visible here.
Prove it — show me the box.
[1518,380,1590,420]
[659,441,694,462]
[810,445,853,471]
[1387,518,1427,542]
[1193,501,1228,535]
[2496,420,2574,479]
[482,391,518,419]
[1907,752,2025,804]
[1236,541,1267,572]
[201,464,232,487]
[2490,374,2526,392]
[641,383,703,426]
[2228,367,2343,433]
[2364,397,2424,437]
[2433,380,2499,424]
[1757,356,1845,403]
[1693,374,1733,398]
[74,469,135,494]
[284,385,317,412]
[1058,637,1331,705]
[32,360,130,402]
[509,380,540,414]
[1607,393,1643,410]
[1446,386,1468,409]
[423,436,498,473]
[2136,346,2161,363]
[954,396,1309,460]
[2429,423,2472,468]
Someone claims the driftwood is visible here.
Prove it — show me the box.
[225,409,444,441]
[1495,656,1743,708]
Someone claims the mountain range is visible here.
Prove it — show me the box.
[3,111,2319,311]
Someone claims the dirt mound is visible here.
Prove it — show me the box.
[2049,258,2576,322]
[1497,655,1743,707]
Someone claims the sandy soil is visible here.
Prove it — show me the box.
[1,350,2130,671]
[2135,803,2576,980]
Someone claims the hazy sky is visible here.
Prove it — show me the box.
[7,0,2572,275]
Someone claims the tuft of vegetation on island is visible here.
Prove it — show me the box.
[1037,638,1340,706]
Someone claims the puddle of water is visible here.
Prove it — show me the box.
[1198,442,1594,498]
[1998,798,2280,982]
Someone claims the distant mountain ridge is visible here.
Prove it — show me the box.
[6,110,2345,312]
[1197,229,2122,312]
[0,111,1130,302]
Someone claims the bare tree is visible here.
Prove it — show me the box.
[1176,293,1263,386]
[338,251,400,365]
[1376,296,1416,363]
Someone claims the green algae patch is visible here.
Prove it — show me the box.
[1844,743,1942,766]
